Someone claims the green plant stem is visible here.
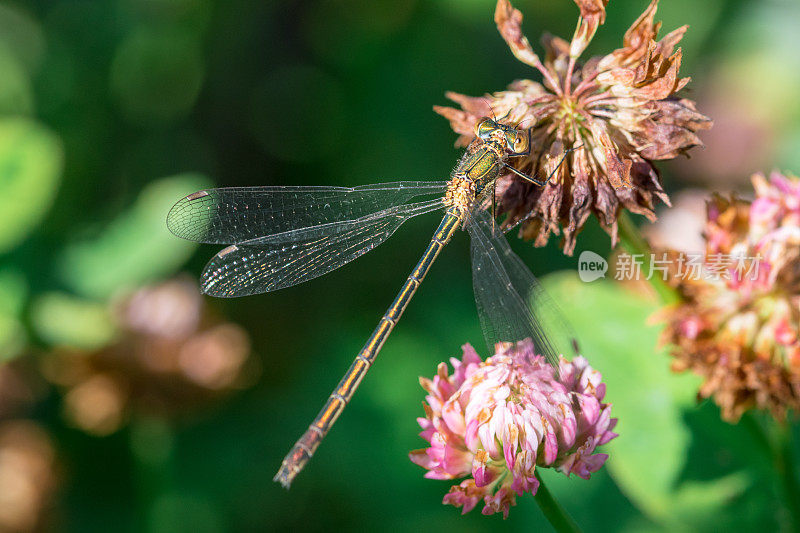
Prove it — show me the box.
[616,211,680,305]
[773,421,800,532]
[533,472,582,533]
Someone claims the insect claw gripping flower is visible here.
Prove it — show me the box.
[660,172,800,422]
[435,0,712,254]
[409,340,617,518]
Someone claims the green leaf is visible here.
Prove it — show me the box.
[668,473,751,525]
[31,292,116,350]
[540,272,746,526]
[0,117,63,253]
[57,173,211,299]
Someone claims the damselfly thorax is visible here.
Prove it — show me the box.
[167,115,576,489]
[445,117,533,222]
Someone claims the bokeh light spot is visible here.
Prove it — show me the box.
[0,118,63,253]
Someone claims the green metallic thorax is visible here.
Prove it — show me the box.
[453,140,505,194]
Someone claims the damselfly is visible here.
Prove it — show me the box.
[166,117,575,488]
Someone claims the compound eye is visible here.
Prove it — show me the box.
[505,131,527,153]
[476,118,497,140]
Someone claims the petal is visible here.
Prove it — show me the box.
[409,448,435,469]
[472,450,499,487]
[542,422,559,464]
[588,121,633,189]
[494,0,544,69]
[573,0,608,25]
[478,419,500,457]
[465,418,481,452]
[633,49,685,101]
[442,400,467,436]
[503,424,519,468]
[599,0,659,70]
[443,480,486,514]
[578,394,601,427]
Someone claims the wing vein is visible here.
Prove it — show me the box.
[200,198,442,297]
[167,181,447,244]
[467,209,569,368]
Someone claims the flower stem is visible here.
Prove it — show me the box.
[564,55,577,97]
[616,211,680,305]
[772,421,800,532]
[582,92,613,107]
[572,74,599,99]
[533,472,582,533]
[532,58,564,97]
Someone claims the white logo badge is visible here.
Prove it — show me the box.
[578,251,608,282]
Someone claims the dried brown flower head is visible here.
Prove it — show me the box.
[41,277,255,435]
[659,172,800,421]
[436,0,711,254]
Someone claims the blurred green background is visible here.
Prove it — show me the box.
[2,0,800,531]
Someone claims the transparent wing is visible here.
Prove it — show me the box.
[499,224,579,358]
[167,181,448,244]
[466,209,576,368]
[201,198,444,297]
[527,270,580,359]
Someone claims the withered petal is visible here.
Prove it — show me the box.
[617,185,657,221]
[433,105,478,144]
[639,122,703,160]
[599,0,660,70]
[644,98,713,130]
[589,120,633,188]
[529,168,565,229]
[633,49,684,100]
[630,157,669,206]
[570,0,609,58]
[445,91,492,116]
[541,32,570,64]
[573,0,609,25]
[565,174,594,253]
[593,178,620,227]
[570,19,599,59]
[654,25,688,59]
[506,79,548,95]
[622,0,659,51]
[596,67,636,86]
[495,0,542,69]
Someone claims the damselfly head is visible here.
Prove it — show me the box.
[474,117,530,156]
